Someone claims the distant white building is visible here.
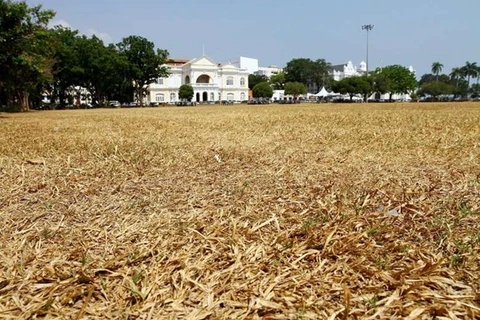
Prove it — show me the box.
[256,65,283,78]
[231,56,283,77]
[230,57,259,74]
[330,60,367,81]
[146,56,250,104]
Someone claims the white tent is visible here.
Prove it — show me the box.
[315,86,330,97]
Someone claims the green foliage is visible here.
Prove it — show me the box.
[284,58,331,88]
[418,81,455,100]
[469,83,480,98]
[376,65,417,101]
[269,72,285,90]
[0,0,56,111]
[252,81,273,99]
[431,62,443,80]
[248,74,268,90]
[419,73,452,86]
[284,82,307,97]
[117,35,169,106]
[331,76,373,100]
[178,84,194,101]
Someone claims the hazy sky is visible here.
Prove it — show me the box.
[28,0,480,77]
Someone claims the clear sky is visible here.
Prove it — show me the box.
[28,0,480,77]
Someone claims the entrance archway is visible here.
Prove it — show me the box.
[203,92,208,102]
[196,74,210,84]
[196,92,200,102]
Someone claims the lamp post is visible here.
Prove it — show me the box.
[361,24,374,75]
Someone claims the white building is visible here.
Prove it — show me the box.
[231,56,283,77]
[330,61,367,81]
[146,56,250,104]
[230,56,258,74]
[256,65,283,78]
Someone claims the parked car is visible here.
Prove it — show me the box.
[108,100,121,107]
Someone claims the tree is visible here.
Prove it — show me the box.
[252,81,273,99]
[431,62,443,82]
[76,35,128,105]
[269,72,285,90]
[461,61,477,91]
[117,35,169,106]
[284,82,307,99]
[469,83,480,98]
[248,74,268,90]
[0,0,55,111]
[377,65,417,101]
[419,73,452,86]
[418,81,455,101]
[178,84,194,101]
[331,76,372,101]
[50,26,84,107]
[310,59,332,91]
[284,58,312,84]
[372,69,392,96]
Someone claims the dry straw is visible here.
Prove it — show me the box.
[0,102,479,319]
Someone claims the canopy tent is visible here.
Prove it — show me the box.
[315,86,330,97]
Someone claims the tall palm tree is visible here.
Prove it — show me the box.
[450,67,463,87]
[431,62,444,81]
[461,61,478,89]
[476,65,480,85]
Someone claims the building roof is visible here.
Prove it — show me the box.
[166,58,190,66]
[329,64,346,72]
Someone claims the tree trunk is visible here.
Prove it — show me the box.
[59,90,66,108]
[17,91,30,112]
[389,93,393,102]
[135,82,145,107]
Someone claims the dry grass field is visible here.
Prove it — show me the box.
[0,102,479,319]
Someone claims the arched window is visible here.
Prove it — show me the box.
[185,76,190,84]
[240,92,246,101]
[240,77,245,86]
[226,93,234,101]
[210,92,214,101]
[196,74,210,83]
[226,76,234,86]
[170,93,176,102]
[155,93,164,102]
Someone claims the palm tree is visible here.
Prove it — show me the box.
[431,62,444,81]
[476,65,480,86]
[461,61,478,90]
[450,67,463,87]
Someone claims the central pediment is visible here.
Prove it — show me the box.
[188,56,218,67]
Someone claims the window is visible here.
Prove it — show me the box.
[157,78,164,85]
[210,92,214,101]
[170,93,176,102]
[226,76,234,86]
[226,93,234,101]
[155,93,164,102]
[240,77,245,86]
[240,92,246,101]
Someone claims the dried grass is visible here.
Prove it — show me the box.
[0,102,479,319]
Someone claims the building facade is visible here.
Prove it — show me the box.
[231,56,283,78]
[255,65,283,78]
[146,56,250,104]
[330,60,367,81]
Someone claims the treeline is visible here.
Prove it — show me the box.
[0,0,169,111]
[417,62,480,101]
[250,59,480,102]
[249,59,418,102]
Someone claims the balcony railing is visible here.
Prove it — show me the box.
[191,83,218,88]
